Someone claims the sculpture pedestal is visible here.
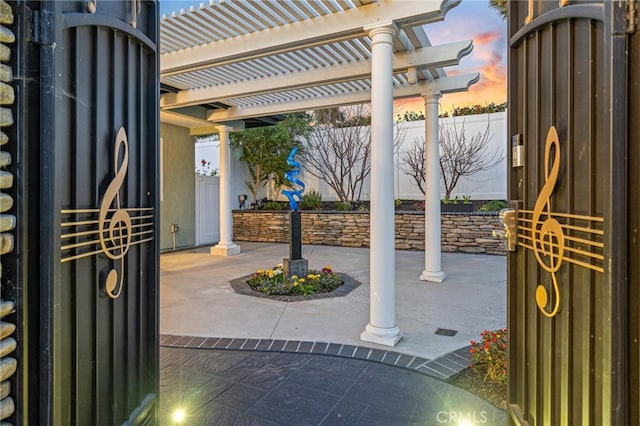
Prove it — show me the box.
[284,210,308,278]
[283,258,308,279]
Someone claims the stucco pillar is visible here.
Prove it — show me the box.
[420,93,446,282]
[211,125,241,256]
[360,22,402,347]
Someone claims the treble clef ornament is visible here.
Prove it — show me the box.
[531,126,565,317]
[98,127,132,299]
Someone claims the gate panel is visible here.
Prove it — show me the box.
[628,14,640,423]
[6,1,159,424]
[507,1,632,424]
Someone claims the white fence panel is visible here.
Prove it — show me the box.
[195,175,220,245]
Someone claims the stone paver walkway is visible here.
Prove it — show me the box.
[160,346,506,425]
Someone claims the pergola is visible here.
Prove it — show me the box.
[159,0,479,347]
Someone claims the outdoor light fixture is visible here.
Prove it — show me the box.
[238,194,247,209]
[172,408,185,424]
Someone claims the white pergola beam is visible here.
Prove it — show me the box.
[160,110,212,128]
[160,0,461,77]
[204,73,480,123]
[423,72,481,94]
[160,40,473,109]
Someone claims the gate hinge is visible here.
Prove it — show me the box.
[629,0,638,34]
[26,8,53,45]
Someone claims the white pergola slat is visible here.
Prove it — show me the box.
[160,0,460,75]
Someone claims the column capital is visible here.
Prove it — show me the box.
[363,20,397,38]
[216,120,245,133]
[215,124,233,133]
[422,91,442,103]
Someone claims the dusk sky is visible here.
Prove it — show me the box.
[396,0,508,115]
[160,0,508,115]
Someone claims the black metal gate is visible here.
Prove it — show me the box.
[2,1,159,424]
[507,0,638,424]
[626,4,640,421]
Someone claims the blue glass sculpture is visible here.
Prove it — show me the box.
[282,147,305,211]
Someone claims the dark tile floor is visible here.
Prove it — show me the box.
[160,346,506,426]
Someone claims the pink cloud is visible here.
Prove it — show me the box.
[474,30,502,46]
[480,52,506,83]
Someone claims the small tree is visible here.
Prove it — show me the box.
[301,104,405,204]
[230,113,310,204]
[399,116,503,198]
[301,106,370,203]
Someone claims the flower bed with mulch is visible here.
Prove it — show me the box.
[247,264,341,296]
[229,264,361,302]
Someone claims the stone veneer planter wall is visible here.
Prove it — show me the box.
[233,211,506,255]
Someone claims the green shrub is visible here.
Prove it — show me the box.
[300,190,322,210]
[396,110,425,122]
[334,201,352,211]
[394,199,402,208]
[452,102,507,117]
[263,200,286,210]
[479,200,508,212]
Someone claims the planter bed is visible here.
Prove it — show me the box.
[232,210,506,255]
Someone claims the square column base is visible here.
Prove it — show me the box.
[420,270,446,283]
[283,258,308,279]
[360,324,403,347]
[210,243,241,256]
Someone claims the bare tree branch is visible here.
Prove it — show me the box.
[301,105,406,203]
[399,115,503,198]
[300,103,409,203]
[301,105,369,203]
[399,137,426,195]
[439,117,503,198]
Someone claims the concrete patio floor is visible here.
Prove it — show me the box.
[160,242,507,362]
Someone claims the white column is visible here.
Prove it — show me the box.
[420,93,446,282]
[360,22,402,347]
[211,125,241,256]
